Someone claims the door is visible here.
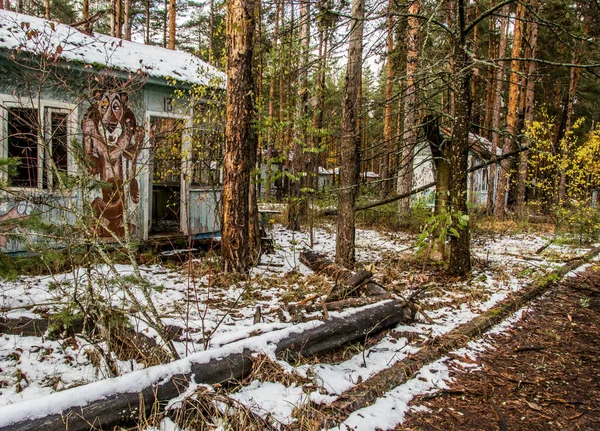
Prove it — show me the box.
[149,116,186,235]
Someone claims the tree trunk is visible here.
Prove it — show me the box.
[168,0,176,49]
[145,0,150,44]
[380,0,395,199]
[486,6,508,215]
[222,0,256,272]
[447,0,472,276]
[495,2,525,220]
[287,0,310,231]
[336,0,364,269]
[209,0,215,63]
[82,0,91,33]
[516,4,539,216]
[398,0,420,216]
[265,0,280,198]
[115,0,122,38]
[123,0,131,40]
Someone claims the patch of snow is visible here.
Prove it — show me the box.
[230,381,305,426]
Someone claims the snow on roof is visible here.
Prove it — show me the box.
[0,10,225,87]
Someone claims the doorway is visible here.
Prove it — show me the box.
[149,116,185,235]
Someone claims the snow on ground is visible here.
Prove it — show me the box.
[0,224,593,428]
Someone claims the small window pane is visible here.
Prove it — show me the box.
[8,108,39,188]
[49,112,69,186]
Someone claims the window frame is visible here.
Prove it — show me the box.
[0,96,78,192]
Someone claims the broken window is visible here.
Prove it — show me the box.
[7,108,39,188]
[5,107,71,189]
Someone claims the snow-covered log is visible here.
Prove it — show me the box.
[0,300,414,431]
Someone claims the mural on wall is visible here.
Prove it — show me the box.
[82,91,144,237]
[0,202,32,249]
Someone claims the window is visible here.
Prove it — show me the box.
[191,128,223,186]
[191,103,224,187]
[4,106,72,189]
[7,108,39,188]
[46,111,69,187]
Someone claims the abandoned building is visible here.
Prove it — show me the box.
[0,10,225,254]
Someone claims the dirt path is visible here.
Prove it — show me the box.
[401,265,600,431]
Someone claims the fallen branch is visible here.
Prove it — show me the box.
[312,244,600,429]
[0,299,414,431]
[299,249,388,298]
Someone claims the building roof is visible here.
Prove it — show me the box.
[0,10,225,87]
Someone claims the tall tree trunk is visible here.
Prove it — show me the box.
[425,116,451,261]
[83,0,91,33]
[116,0,123,38]
[311,17,328,191]
[486,5,508,215]
[380,0,395,199]
[111,0,117,36]
[516,3,539,216]
[222,0,256,272]
[168,0,176,49]
[398,0,420,215]
[209,0,215,63]
[163,0,168,47]
[265,0,280,198]
[123,0,131,40]
[448,0,472,276]
[287,0,310,231]
[45,0,50,19]
[487,6,509,214]
[145,0,151,43]
[494,2,525,220]
[336,0,364,269]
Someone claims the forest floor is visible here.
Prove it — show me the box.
[402,266,600,431]
[0,221,599,430]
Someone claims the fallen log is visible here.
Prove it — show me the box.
[0,299,414,431]
[0,315,170,365]
[288,294,391,314]
[312,244,600,429]
[300,249,388,299]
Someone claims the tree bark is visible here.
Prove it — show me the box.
[495,2,525,220]
[265,0,280,198]
[123,0,131,40]
[115,0,122,38]
[486,5,508,215]
[168,0,176,49]
[447,0,472,276]
[380,0,395,199]
[424,116,451,261]
[336,0,364,269]
[222,0,256,272]
[287,0,310,231]
[398,0,420,215]
[145,0,150,44]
